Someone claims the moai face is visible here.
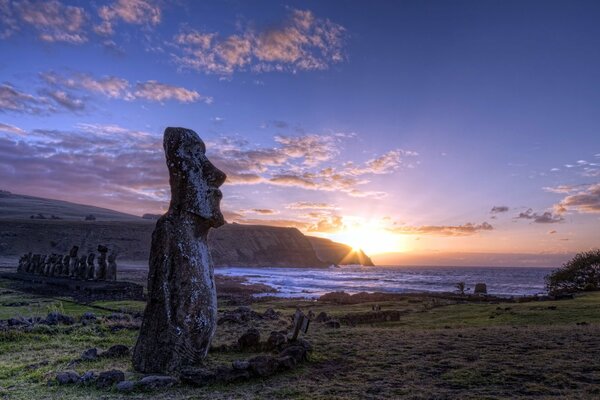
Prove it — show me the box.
[163,127,227,228]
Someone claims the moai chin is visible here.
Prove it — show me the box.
[133,127,226,373]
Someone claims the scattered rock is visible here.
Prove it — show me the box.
[248,355,279,377]
[179,367,217,387]
[277,355,297,370]
[325,319,341,329]
[56,370,80,385]
[266,331,287,350]
[101,344,130,358]
[232,360,249,370]
[81,348,98,361]
[315,311,329,322]
[138,375,178,390]
[474,283,487,295]
[96,369,125,389]
[279,345,307,363]
[263,308,280,319]
[116,380,136,393]
[25,360,49,371]
[43,312,74,326]
[79,370,97,385]
[238,328,261,349]
[80,312,97,323]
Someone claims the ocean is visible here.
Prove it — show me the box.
[215,265,556,298]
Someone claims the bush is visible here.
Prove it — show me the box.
[545,250,600,294]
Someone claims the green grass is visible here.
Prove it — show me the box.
[2,281,600,399]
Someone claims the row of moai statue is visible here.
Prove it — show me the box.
[17,245,118,281]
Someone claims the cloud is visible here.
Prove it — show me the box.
[0,122,25,135]
[0,124,169,215]
[286,201,337,210]
[40,89,85,111]
[490,206,509,213]
[515,208,564,223]
[307,215,344,233]
[133,81,210,104]
[390,222,494,237]
[95,0,161,36]
[208,134,417,198]
[238,208,278,215]
[2,0,88,43]
[41,71,209,104]
[0,84,46,113]
[173,8,346,75]
[555,183,600,214]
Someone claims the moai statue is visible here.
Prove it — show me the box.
[44,255,53,276]
[30,254,40,274]
[77,255,87,279]
[69,246,79,277]
[25,253,35,273]
[86,253,96,280]
[133,127,226,373]
[107,251,117,281]
[97,245,108,280]
[37,255,47,275]
[17,253,30,273]
[61,255,70,276]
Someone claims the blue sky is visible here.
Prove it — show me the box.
[1,0,599,261]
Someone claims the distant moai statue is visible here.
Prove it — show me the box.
[97,245,108,280]
[37,255,46,275]
[86,253,96,280]
[77,255,87,279]
[61,254,70,276]
[69,246,79,277]
[107,251,117,281]
[43,256,52,276]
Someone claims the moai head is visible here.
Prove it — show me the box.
[163,127,227,228]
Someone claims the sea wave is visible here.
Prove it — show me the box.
[215,265,554,298]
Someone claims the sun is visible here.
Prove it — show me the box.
[327,218,406,255]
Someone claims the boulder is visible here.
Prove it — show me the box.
[263,308,280,319]
[56,370,80,385]
[232,360,249,370]
[248,355,279,377]
[266,331,287,350]
[79,370,97,385]
[315,311,329,322]
[237,328,261,349]
[81,348,98,361]
[279,345,307,363]
[101,344,130,358]
[277,355,297,370]
[43,312,74,325]
[474,283,488,295]
[96,369,125,389]
[116,380,136,393]
[138,375,178,390]
[325,319,341,329]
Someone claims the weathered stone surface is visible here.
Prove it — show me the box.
[325,319,341,329]
[43,312,74,325]
[248,355,279,377]
[138,375,178,390]
[277,355,297,370]
[79,370,97,385]
[116,380,135,393]
[133,127,226,373]
[81,348,98,361]
[232,360,249,370]
[56,370,79,385]
[267,331,287,350]
[96,369,125,388]
[238,328,261,349]
[315,311,330,322]
[279,345,307,363]
[474,283,488,294]
[101,344,129,358]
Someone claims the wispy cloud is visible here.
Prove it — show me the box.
[172,8,346,75]
[0,84,46,114]
[1,0,88,43]
[286,201,338,210]
[95,0,161,36]
[41,71,210,104]
[490,206,509,213]
[554,183,600,214]
[515,208,563,223]
[390,222,494,236]
[0,122,25,135]
[208,134,417,198]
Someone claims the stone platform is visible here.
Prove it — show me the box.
[0,272,144,302]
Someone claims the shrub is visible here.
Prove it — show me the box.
[545,250,600,294]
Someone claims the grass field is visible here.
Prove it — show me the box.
[1,277,599,399]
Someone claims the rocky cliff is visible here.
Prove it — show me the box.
[307,236,375,266]
[0,192,374,267]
